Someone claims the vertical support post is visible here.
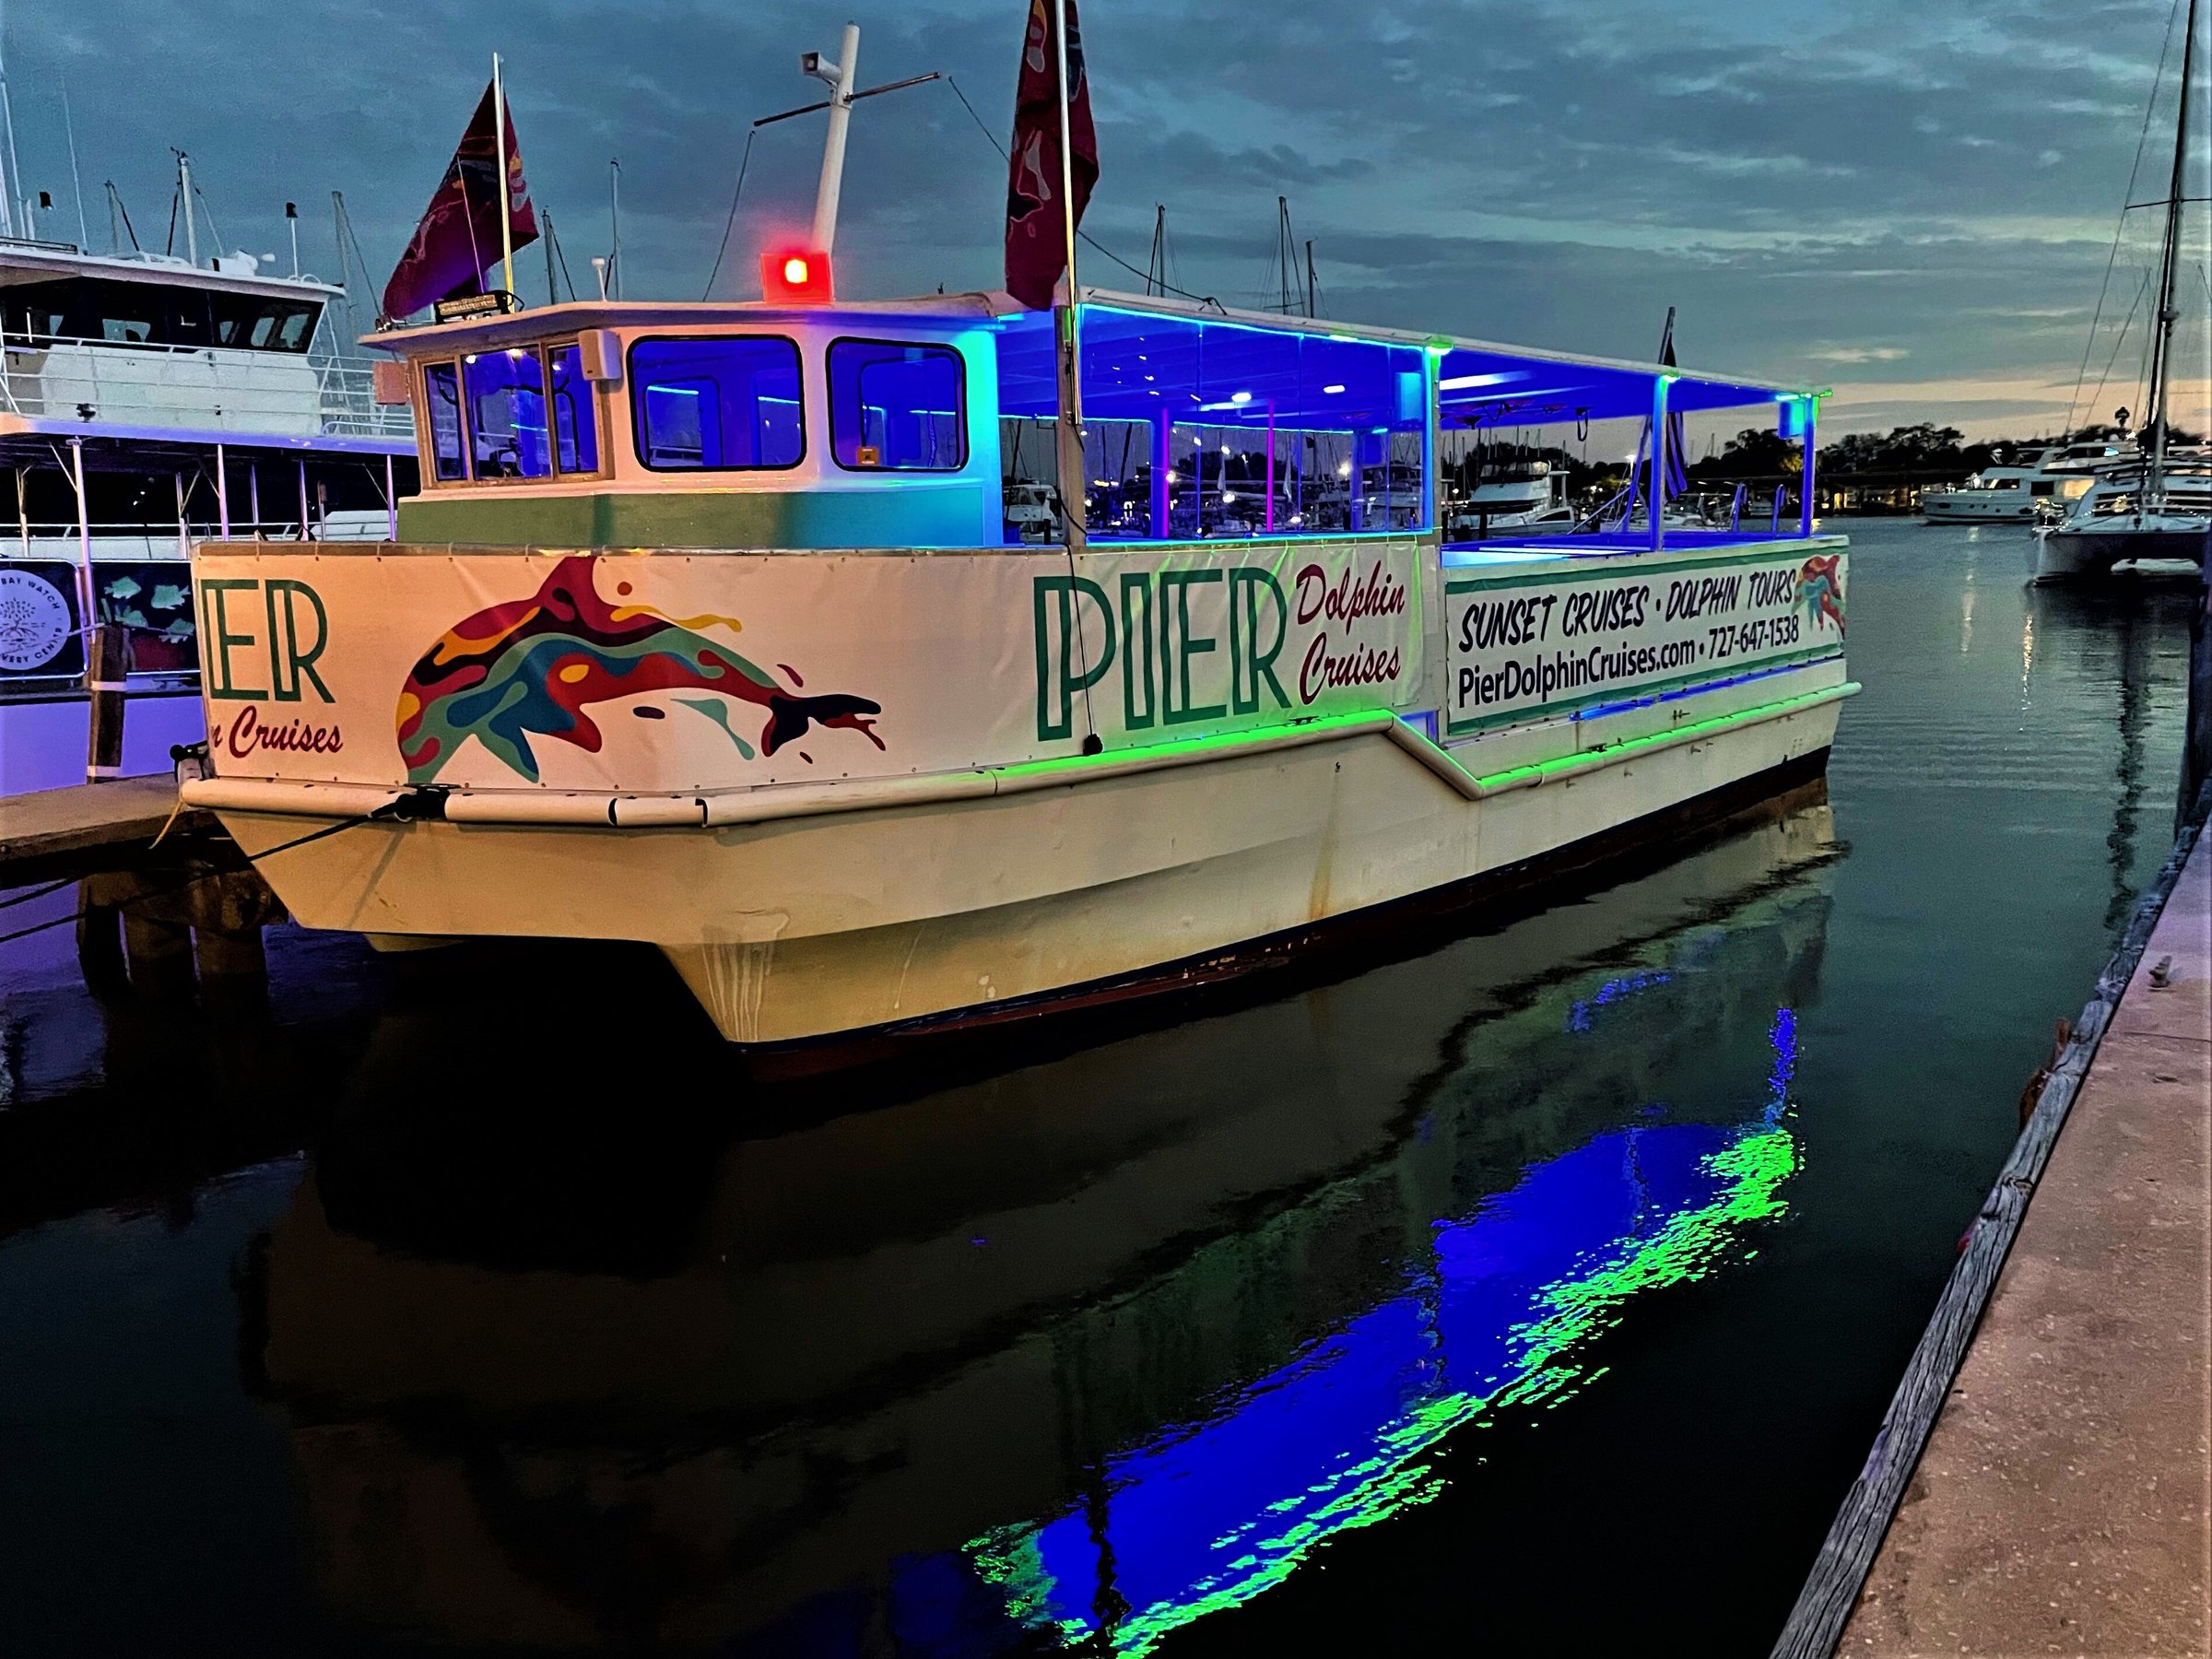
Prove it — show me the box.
[1422,350,1440,535]
[14,465,26,557]
[1649,373,1670,555]
[173,471,188,558]
[249,464,260,534]
[1265,403,1276,533]
[67,435,91,642]
[1054,302,1086,548]
[1150,416,1171,539]
[214,441,229,539]
[810,22,861,253]
[297,459,310,541]
[2183,553,2212,815]
[384,453,398,541]
[1799,397,1818,537]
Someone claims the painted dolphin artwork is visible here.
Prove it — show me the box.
[1794,553,1846,638]
[394,555,884,784]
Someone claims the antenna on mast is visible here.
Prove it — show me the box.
[758,24,939,257]
[606,158,621,300]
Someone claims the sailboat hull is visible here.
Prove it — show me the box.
[2034,519,2211,581]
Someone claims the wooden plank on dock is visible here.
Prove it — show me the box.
[0,775,200,871]
[1771,784,2212,1658]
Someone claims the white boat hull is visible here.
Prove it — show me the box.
[209,682,1842,1051]
[2033,518,2211,581]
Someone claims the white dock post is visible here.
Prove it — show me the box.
[385,453,398,541]
[214,441,229,539]
[297,460,310,541]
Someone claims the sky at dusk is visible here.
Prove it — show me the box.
[8,0,2207,441]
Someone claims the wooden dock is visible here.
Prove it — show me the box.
[1775,794,2211,1656]
[0,774,203,875]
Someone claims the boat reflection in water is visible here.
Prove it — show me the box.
[245,789,1838,1654]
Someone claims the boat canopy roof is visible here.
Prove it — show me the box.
[365,286,1818,429]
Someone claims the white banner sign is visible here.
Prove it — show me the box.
[192,537,1426,794]
[1443,548,1846,735]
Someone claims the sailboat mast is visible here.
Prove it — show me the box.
[2146,0,2198,499]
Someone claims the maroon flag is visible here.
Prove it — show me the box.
[382,80,539,321]
[1004,0,1098,310]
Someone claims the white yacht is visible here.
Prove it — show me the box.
[1445,461,1575,537]
[1922,448,2098,524]
[0,215,416,794]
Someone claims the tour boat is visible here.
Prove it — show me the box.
[179,280,1853,1057]
[0,173,416,794]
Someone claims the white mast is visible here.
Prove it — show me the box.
[806,22,860,253]
[2145,0,2199,503]
[62,76,88,249]
[492,53,516,302]
[176,150,198,266]
[0,8,21,241]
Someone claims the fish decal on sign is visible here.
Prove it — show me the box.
[394,555,883,784]
[1793,554,1845,638]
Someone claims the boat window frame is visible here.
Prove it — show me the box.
[824,335,970,475]
[417,359,471,487]
[417,340,610,486]
[626,332,810,475]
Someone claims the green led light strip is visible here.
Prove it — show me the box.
[990,709,1394,783]
[1463,682,1860,793]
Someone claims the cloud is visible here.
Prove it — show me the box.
[16,0,2202,438]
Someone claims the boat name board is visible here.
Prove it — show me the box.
[1443,549,1846,735]
[190,539,1426,793]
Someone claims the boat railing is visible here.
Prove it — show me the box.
[1730,483,1747,531]
[1771,485,1788,532]
[0,331,411,441]
[2,514,393,559]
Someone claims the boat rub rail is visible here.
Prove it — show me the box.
[182,680,1859,830]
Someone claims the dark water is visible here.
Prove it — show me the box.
[0,522,2197,1656]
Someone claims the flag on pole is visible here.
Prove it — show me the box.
[1004,0,1098,310]
[382,79,539,321]
[1658,308,1688,498]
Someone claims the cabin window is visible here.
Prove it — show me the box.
[547,342,600,475]
[827,339,967,471]
[423,362,466,482]
[1,278,321,352]
[463,348,552,479]
[629,335,806,471]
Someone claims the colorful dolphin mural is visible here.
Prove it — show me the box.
[1794,554,1846,638]
[394,556,884,784]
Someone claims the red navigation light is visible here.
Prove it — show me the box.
[762,247,833,303]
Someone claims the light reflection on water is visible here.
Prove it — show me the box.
[0,523,2199,1657]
